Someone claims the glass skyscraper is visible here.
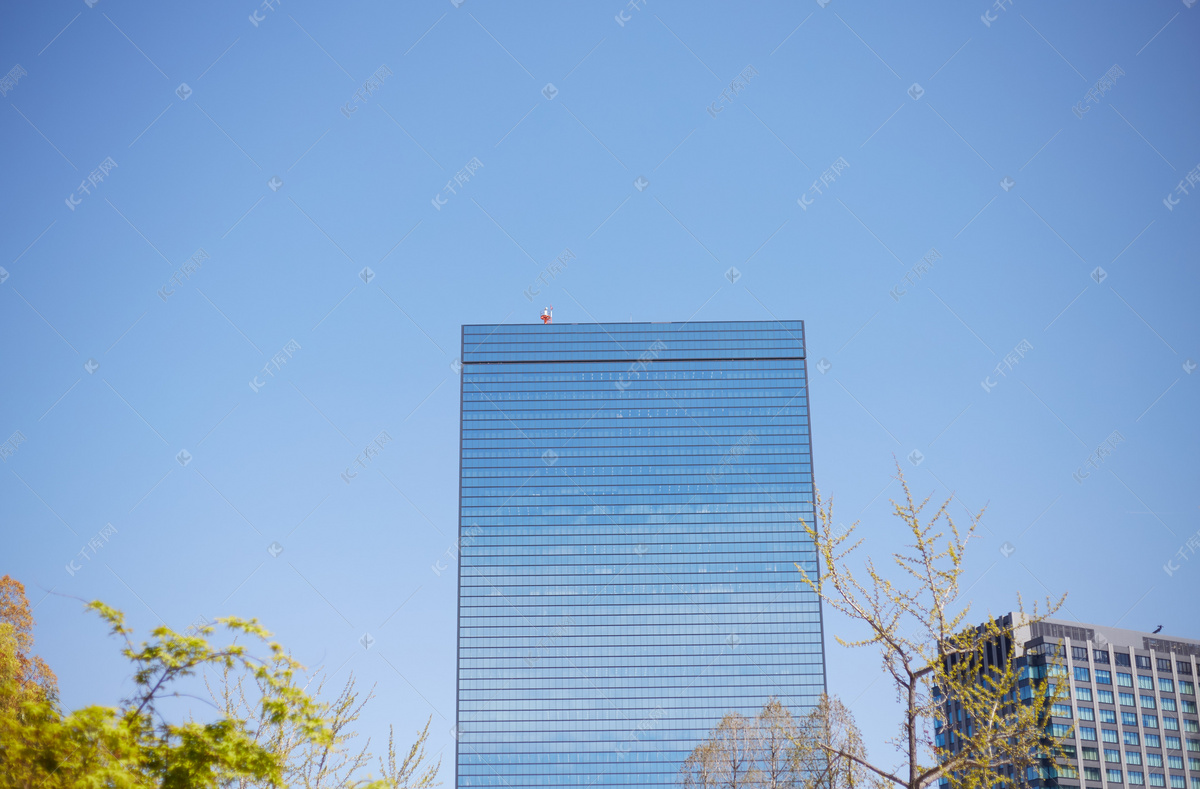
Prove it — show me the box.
[456,320,826,788]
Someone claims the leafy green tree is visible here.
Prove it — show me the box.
[207,667,439,789]
[680,466,1069,789]
[0,579,439,789]
[795,466,1068,789]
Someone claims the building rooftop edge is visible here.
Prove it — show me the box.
[461,319,806,328]
[997,612,1199,649]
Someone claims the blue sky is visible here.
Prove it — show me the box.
[2,0,1198,776]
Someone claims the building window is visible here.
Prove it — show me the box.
[1108,769,1124,783]
[1183,720,1198,733]
[1077,667,1093,683]
[1181,681,1196,696]
[1099,690,1115,704]
[1164,717,1179,732]
[1073,647,1089,660]
[1106,749,1122,763]
[1182,701,1196,714]
[1179,663,1194,676]
[1095,670,1112,685]
[1080,727,1098,741]
[1187,757,1200,770]
[1146,696,1161,709]
[1158,659,1173,673]
[1078,707,1096,721]
[1077,687,1095,702]
[1101,709,1118,724]
[1166,755,1183,770]
[1123,731,1140,746]
[1138,656,1153,670]
[1121,693,1136,707]
[1169,776,1186,789]
[1165,736,1181,750]
[1142,677,1157,691]
[1147,735,1163,748]
[1128,771,1145,786]
[1162,698,1177,712]
[1149,754,1165,768]
[1085,768,1103,782]
[1148,775,1165,788]
[1053,704,1074,719]
[1146,716,1160,729]
[1116,653,1132,667]
[1053,723,1075,738]
[1124,713,1142,726]
[1083,747,1100,761]
[1095,650,1111,664]
[1127,752,1143,765]
[1118,673,1135,687]
[1188,738,1200,751]
[1160,678,1176,693]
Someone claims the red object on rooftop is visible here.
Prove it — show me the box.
[541,306,553,324]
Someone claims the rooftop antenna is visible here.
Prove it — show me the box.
[541,305,553,324]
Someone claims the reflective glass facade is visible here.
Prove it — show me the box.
[939,617,1200,789]
[456,320,826,788]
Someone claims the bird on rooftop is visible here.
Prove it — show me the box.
[1153,625,1163,634]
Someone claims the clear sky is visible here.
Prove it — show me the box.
[2,0,1198,778]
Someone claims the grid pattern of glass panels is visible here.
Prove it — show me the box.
[940,628,1200,789]
[456,321,826,788]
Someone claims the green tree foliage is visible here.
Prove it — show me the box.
[207,667,439,789]
[0,577,439,789]
[794,466,1069,789]
[681,466,1070,789]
